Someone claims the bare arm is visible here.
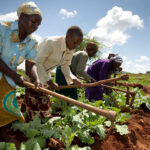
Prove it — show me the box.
[25,60,41,88]
[0,58,24,87]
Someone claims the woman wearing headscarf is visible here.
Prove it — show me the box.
[85,54,123,101]
[0,1,42,135]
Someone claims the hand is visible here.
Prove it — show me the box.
[47,80,58,91]
[87,78,96,83]
[13,74,24,87]
[34,78,42,89]
[90,78,96,83]
[73,79,83,88]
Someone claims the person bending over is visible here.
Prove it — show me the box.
[56,42,98,99]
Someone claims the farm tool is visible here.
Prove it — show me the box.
[24,81,116,123]
[23,74,128,124]
[100,84,136,109]
[111,82,144,108]
[57,74,138,110]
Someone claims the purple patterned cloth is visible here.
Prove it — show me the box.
[85,59,112,101]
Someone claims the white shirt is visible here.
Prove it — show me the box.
[36,36,77,85]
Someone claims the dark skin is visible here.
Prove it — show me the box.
[47,34,83,90]
[18,13,42,42]
[0,13,42,88]
[86,47,98,58]
[112,62,122,70]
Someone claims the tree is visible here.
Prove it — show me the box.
[75,34,104,64]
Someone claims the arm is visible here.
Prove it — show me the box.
[61,51,79,85]
[61,64,77,85]
[0,59,24,86]
[25,60,41,88]
[0,24,24,86]
[75,54,93,82]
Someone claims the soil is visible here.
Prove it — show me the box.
[143,86,150,98]
[7,85,150,149]
[91,110,150,150]
[0,109,149,150]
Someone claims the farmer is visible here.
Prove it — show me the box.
[56,42,98,99]
[21,26,83,120]
[85,54,123,101]
[0,1,42,138]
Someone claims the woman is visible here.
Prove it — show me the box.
[85,54,123,101]
[0,1,42,137]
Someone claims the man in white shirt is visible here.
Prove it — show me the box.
[36,26,83,89]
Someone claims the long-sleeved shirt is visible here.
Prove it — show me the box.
[70,51,92,81]
[36,36,77,85]
[85,59,113,100]
[0,20,37,88]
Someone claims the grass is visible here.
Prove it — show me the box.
[128,73,150,86]
[17,69,150,86]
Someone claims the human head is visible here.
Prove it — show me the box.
[17,1,42,35]
[86,42,98,57]
[110,55,123,70]
[108,53,116,59]
[66,26,83,50]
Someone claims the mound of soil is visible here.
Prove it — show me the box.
[143,86,150,98]
[0,110,150,150]
[91,110,150,150]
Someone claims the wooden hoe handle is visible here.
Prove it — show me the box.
[24,81,117,122]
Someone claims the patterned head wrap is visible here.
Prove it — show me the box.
[17,1,42,18]
[110,55,123,64]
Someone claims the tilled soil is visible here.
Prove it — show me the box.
[143,86,150,98]
[91,110,150,150]
[1,109,149,150]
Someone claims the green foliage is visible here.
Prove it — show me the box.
[16,86,25,96]
[71,145,91,150]
[116,113,131,123]
[19,138,41,150]
[75,34,103,64]
[95,125,106,140]
[75,34,103,52]
[61,125,75,150]
[0,142,16,150]
[115,125,129,135]
[104,121,111,127]
[13,74,150,149]
[128,73,150,86]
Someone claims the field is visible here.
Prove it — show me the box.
[128,73,150,86]
[0,73,150,150]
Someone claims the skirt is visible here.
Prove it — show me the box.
[0,75,25,127]
[21,88,52,121]
[56,66,78,100]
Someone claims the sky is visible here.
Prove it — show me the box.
[0,0,150,73]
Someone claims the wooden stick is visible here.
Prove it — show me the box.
[101,84,134,95]
[58,74,129,90]
[109,95,120,108]
[73,75,133,95]
[24,81,117,122]
[114,82,143,89]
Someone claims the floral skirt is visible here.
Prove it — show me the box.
[21,88,52,121]
[0,75,25,127]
